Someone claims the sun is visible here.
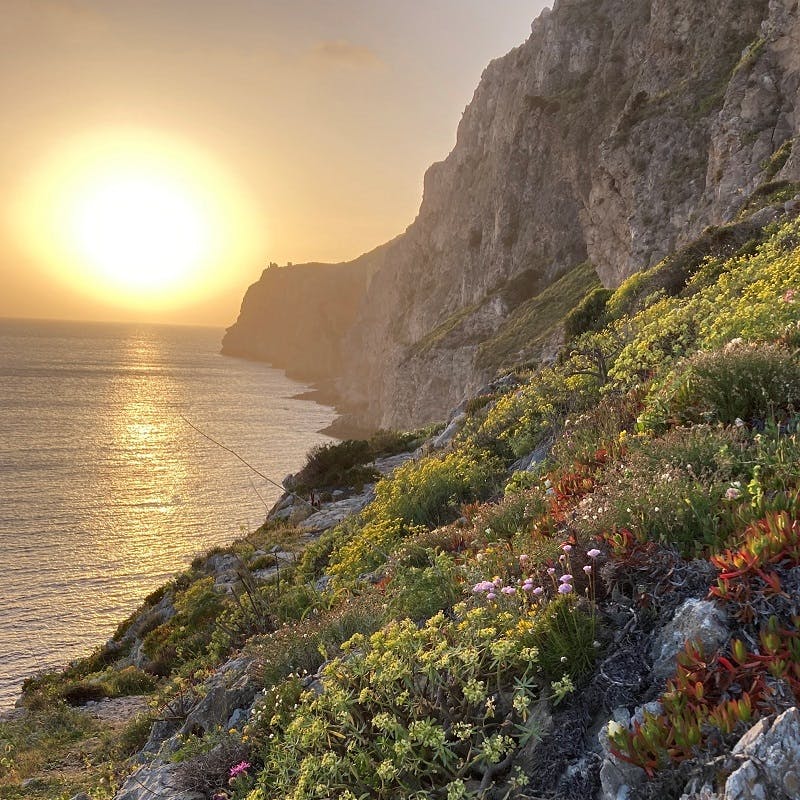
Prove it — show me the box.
[70,169,210,292]
[11,128,260,311]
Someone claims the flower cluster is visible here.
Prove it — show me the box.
[472,546,602,604]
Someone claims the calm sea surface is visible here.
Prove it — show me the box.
[0,318,335,710]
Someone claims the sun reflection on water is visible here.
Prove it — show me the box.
[0,319,337,710]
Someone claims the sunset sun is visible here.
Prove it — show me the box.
[13,128,260,310]
[69,170,211,292]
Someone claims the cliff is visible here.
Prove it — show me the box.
[221,243,392,382]
[224,0,800,430]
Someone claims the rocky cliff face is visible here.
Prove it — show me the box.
[221,243,391,382]
[224,0,800,430]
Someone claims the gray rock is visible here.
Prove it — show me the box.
[598,707,645,800]
[371,452,415,475]
[113,762,203,800]
[650,599,729,684]
[282,473,297,491]
[178,657,257,739]
[227,707,248,729]
[432,413,466,449]
[509,439,553,473]
[205,553,240,576]
[314,575,333,592]
[724,707,800,800]
[300,489,375,533]
[679,780,720,800]
[141,717,181,756]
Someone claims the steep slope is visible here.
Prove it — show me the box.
[225,0,800,430]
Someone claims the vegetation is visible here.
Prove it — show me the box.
[5,211,800,798]
[475,261,601,371]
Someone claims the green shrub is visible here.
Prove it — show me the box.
[531,597,598,681]
[640,343,800,431]
[474,489,547,544]
[471,366,599,459]
[294,439,377,490]
[246,602,544,800]
[564,286,613,339]
[248,592,385,690]
[385,551,461,622]
[108,665,157,696]
[576,426,752,556]
[549,390,641,471]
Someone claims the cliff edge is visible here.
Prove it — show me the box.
[224,0,800,430]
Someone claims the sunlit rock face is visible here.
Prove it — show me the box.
[226,0,800,430]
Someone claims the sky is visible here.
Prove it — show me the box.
[0,1,548,326]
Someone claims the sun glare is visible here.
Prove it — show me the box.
[12,128,260,311]
[71,171,210,291]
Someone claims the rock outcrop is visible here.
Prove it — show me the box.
[224,0,800,430]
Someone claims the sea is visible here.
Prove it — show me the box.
[0,318,336,711]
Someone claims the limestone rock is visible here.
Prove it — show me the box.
[371,452,415,475]
[178,657,257,739]
[432,413,466,449]
[598,706,648,800]
[510,439,553,473]
[650,599,729,684]
[114,762,203,800]
[725,707,800,800]
[299,489,375,533]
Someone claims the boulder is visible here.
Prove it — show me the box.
[509,439,553,473]
[178,657,257,739]
[650,599,728,684]
[300,490,375,533]
[432,413,466,450]
[597,705,657,800]
[371,452,415,475]
[724,707,800,800]
[114,762,203,800]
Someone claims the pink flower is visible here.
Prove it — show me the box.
[472,581,495,594]
[519,554,530,565]
[562,544,572,553]
[487,592,496,601]
[587,548,601,559]
[493,576,503,587]
[533,587,544,596]
[229,761,251,779]
[559,574,573,583]
[501,586,517,596]
[583,565,593,575]
[784,289,797,303]
[558,583,573,594]
[726,487,741,500]
[547,567,556,576]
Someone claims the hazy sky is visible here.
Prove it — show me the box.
[0,1,548,325]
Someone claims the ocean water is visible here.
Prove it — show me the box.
[0,318,336,710]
